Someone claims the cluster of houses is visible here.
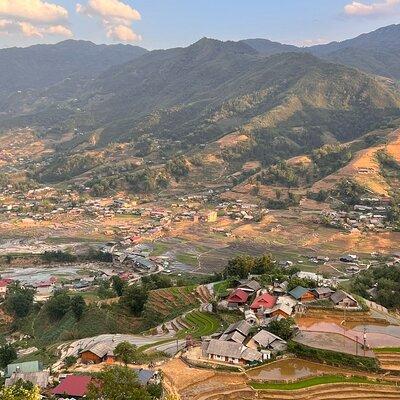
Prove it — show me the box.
[3,359,160,399]
[203,277,359,366]
[203,320,287,365]
[216,200,267,222]
[321,196,392,232]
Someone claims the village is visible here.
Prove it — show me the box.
[1,252,400,400]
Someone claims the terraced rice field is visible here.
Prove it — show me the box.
[179,311,221,338]
[145,286,199,320]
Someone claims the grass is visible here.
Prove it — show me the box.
[214,280,232,297]
[176,253,198,267]
[250,375,393,390]
[374,347,400,353]
[178,311,221,339]
[151,242,170,257]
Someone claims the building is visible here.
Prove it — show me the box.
[79,342,116,364]
[205,339,263,365]
[52,375,93,398]
[0,278,12,298]
[270,302,293,318]
[227,289,249,308]
[5,361,49,388]
[288,286,316,302]
[250,293,277,313]
[238,279,261,294]
[219,320,251,344]
[249,330,287,353]
[272,281,288,296]
[311,287,335,300]
[330,290,358,308]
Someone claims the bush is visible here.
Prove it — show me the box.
[287,341,380,372]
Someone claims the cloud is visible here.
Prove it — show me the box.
[0,1,72,40]
[45,25,73,37]
[344,0,400,16]
[297,38,329,47]
[77,0,142,42]
[0,0,68,23]
[107,24,141,42]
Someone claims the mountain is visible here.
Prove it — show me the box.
[240,38,300,56]
[243,24,400,80]
[0,40,147,94]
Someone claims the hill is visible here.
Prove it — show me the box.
[0,40,147,115]
[244,24,400,80]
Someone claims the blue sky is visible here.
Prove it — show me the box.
[0,0,399,49]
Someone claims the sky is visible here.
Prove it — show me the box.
[0,0,399,49]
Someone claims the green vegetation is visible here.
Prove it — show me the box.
[0,344,17,368]
[268,318,296,341]
[178,311,221,339]
[259,161,302,187]
[351,264,400,309]
[223,254,277,279]
[331,179,368,207]
[176,253,198,267]
[114,341,139,366]
[287,341,380,372]
[87,366,157,400]
[250,375,391,390]
[374,347,400,353]
[4,282,35,319]
[311,144,352,179]
[0,384,41,400]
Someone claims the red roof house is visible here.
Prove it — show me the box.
[51,375,92,398]
[227,289,249,305]
[250,293,277,311]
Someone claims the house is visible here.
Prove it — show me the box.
[205,339,262,365]
[311,287,335,300]
[6,361,42,378]
[288,286,315,302]
[5,361,49,388]
[294,271,324,284]
[340,254,358,263]
[249,330,287,353]
[244,309,258,326]
[219,320,251,344]
[238,279,261,294]
[270,302,293,318]
[0,278,12,298]
[330,290,358,308]
[272,281,288,296]
[52,375,93,398]
[227,289,249,308]
[79,342,116,364]
[250,293,277,313]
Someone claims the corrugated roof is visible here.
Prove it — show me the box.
[206,339,243,359]
[6,361,42,377]
[252,330,286,347]
[288,286,310,300]
[52,375,92,397]
[250,293,277,310]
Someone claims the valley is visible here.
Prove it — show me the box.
[0,21,400,400]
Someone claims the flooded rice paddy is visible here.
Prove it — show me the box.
[247,359,351,381]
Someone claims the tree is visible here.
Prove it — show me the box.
[268,317,296,341]
[112,276,126,297]
[70,295,86,320]
[0,385,40,400]
[87,366,152,400]
[120,285,148,316]
[64,355,77,368]
[114,341,138,366]
[4,282,36,318]
[0,344,17,368]
[46,291,71,320]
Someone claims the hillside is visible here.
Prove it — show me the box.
[244,24,400,80]
[0,40,147,116]
[28,41,400,189]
